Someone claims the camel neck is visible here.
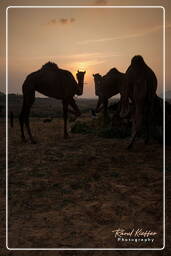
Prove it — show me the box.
[77,80,84,96]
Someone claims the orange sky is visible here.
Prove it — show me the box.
[0,0,171,98]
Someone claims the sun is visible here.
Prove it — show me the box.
[77,62,87,72]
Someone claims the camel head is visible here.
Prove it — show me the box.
[93,73,103,96]
[131,55,145,67]
[76,70,86,96]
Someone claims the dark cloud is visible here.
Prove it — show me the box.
[47,19,57,25]
[47,18,76,26]
[94,0,108,5]
[70,18,75,23]
[59,18,68,24]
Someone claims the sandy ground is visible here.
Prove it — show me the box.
[0,116,171,255]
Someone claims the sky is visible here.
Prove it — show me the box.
[0,0,171,98]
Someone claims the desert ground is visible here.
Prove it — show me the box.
[0,102,171,255]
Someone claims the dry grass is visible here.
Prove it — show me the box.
[0,114,170,255]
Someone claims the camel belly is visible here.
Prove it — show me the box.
[35,75,76,99]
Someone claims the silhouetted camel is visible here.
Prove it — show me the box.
[120,55,157,148]
[19,62,86,143]
[93,68,126,116]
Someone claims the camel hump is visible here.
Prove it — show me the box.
[57,69,77,86]
[105,68,119,76]
[41,61,59,71]
[93,73,102,79]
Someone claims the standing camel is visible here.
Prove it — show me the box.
[19,62,86,143]
[93,68,126,116]
[120,55,157,148]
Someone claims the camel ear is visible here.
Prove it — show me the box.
[93,74,95,77]
[84,71,86,74]
[77,70,79,72]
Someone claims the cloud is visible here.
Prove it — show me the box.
[70,18,76,23]
[78,25,163,45]
[47,18,76,26]
[47,19,57,25]
[59,18,68,25]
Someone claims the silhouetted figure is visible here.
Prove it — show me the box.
[120,55,157,148]
[10,111,14,128]
[19,62,86,143]
[93,68,126,117]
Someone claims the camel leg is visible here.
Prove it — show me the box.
[19,108,27,142]
[127,127,137,149]
[68,108,77,115]
[95,98,102,113]
[25,96,36,143]
[69,98,81,117]
[103,98,109,125]
[19,93,35,143]
[63,100,69,139]
[144,117,150,144]
[127,107,143,149]
[25,116,36,144]
[98,105,104,112]
[103,98,108,116]
[127,116,138,149]
[144,108,151,145]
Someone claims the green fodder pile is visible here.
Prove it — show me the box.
[70,113,131,139]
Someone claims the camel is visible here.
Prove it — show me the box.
[19,62,86,143]
[120,55,157,148]
[93,68,126,116]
